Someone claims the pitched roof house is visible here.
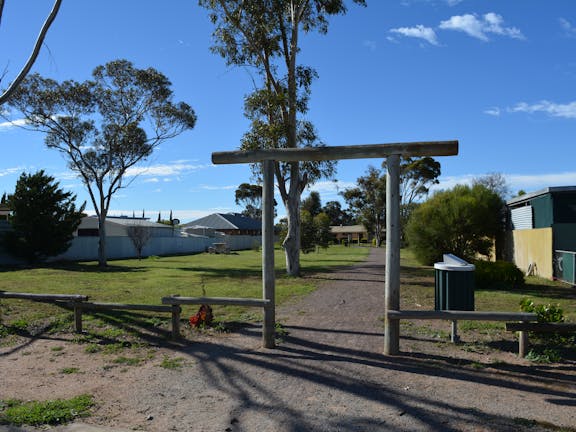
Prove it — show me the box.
[182,213,261,236]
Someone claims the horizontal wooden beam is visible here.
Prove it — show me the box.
[0,292,88,302]
[387,310,537,322]
[212,141,458,165]
[506,322,576,333]
[76,302,174,313]
[162,296,270,308]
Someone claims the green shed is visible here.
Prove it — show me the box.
[507,186,576,284]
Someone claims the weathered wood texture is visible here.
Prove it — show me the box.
[77,302,174,312]
[504,322,576,357]
[212,141,458,164]
[505,322,576,333]
[0,292,88,302]
[387,310,537,321]
[162,296,271,308]
[262,160,276,348]
[384,154,400,356]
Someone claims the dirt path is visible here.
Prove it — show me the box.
[2,248,575,431]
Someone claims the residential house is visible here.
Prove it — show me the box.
[182,213,262,236]
[76,215,175,238]
[330,225,370,245]
[507,186,576,284]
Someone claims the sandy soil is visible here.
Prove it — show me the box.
[1,248,575,431]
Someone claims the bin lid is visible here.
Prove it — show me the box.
[434,254,475,271]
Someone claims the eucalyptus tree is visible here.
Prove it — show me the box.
[7,59,196,266]
[341,166,386,247]
[0,0,62,105]
[200,0,365,276]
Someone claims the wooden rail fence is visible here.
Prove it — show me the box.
[0,291,182,339]
[387,309,538,357]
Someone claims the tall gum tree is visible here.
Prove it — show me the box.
[200,0,365,276]
[7,59,197,266]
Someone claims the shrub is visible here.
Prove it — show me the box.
[406,184,505,265]
[474,260,525,290]
[519,299,564,323]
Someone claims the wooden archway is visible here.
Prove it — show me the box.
[212,140,458,355]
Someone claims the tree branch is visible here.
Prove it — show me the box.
[0,0,62,105]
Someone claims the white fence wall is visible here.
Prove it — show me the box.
[0,234,262,264]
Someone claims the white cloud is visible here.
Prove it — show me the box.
[559,18,576,38]
[510,100,576,119]
[432,172,576,196]
[390,25,439,46]
[198,184,237,191]
[126,162,212,178]
[0,118,28,130]
[0,167,23,177]
[483,107,501,116]
[439,13,524,41]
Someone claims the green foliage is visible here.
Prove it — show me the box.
[525,348,562,363]
[234,183,277,219]
[520,299,571,363]
[200,0,364,276]
[341,166,386,247]
[8,59,196,266]
[519,299,564,323]
[406,184,505,265]
[3,171,85,263]
[300,210,332,253]
[474,260,525,290]
[321,200,353,226]
[302,192,322,217]
[0,394,93,426]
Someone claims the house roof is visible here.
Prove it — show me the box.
[183,213,261,231]
[82,215,172,229]
[330,225,367,234]
[507,186,576,206]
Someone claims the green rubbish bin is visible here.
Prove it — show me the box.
[434,254,475,311]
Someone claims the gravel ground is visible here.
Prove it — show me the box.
[1,247,575,431]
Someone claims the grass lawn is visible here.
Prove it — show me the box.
[0,245,370,331]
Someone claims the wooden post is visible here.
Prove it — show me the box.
[74,302,83,333]
[518,328,528,357]
[262,159,276,348]
[171,305,181,340]
[384,154,401,355]
[451,320,460,343]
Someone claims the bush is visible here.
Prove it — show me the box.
[519,299,564,323]
[474,260,525,290]
[406,184,505,265]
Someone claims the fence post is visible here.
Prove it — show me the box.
[74,302,83,333]
[262,159,276,348]
[171,305,181,340]
[384,154,401,355]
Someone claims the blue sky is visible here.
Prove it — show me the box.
[1,0,575,223]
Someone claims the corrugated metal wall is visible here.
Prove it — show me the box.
[510,206,533,230]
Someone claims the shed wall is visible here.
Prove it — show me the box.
[512,228,553,279]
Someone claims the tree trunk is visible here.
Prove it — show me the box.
[97,211,107,267]
[283,191,301,276]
